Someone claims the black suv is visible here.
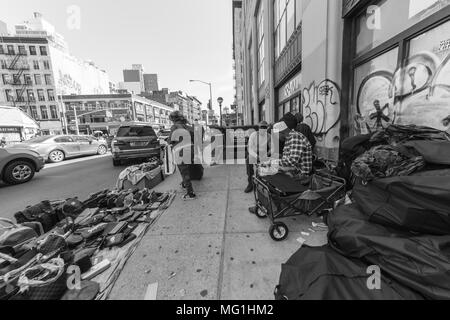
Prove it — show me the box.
[111,123,161,166]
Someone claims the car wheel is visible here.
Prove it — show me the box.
[3,161,36,185]
[113,159,121,167]
[48,150,65,163]
[97,145,107,155]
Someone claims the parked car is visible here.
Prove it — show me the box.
[7,135,108,163]
[111,123,161,166]
[0,148,45,185]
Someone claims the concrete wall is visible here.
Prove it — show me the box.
[301,0,343,160]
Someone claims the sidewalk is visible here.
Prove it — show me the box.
[109,165,327,300]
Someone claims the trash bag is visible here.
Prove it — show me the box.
[353,170,450,235]
[275,246,423,300]
[328,204,450,300]
[351,145,425,182]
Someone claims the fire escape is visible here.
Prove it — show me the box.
[7,49,32,112]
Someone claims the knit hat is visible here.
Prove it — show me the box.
[281,112,298,130]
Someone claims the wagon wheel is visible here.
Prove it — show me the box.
[255,207,268,219]
[269,223,289,242]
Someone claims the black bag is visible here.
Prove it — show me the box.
[336,134,374,188]
[62,198,85,219]
[353,170,450,235]
[190,164,204,181]
[275,246,423,300]
[328,204,450,300]
[14,201,58,233]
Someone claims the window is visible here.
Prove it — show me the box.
[7,45,14,55]
[47,89,55,101]
[356,0,450,55]
[257,3,265,86]
[16,89,24,102]
[259,102,266,121]
[39,46,48,56]
[18,46,26,55]
[33,60,39,70]
[44,74,53,85]
[0,45,4,54]
[13,74,21,85]
[43,60,50,70]
[0,60,6,69]
[348,1,450,136]
[50,105,58,119]
[27,90,35,102]
[37,89,45,101]
[116,126,156,137]
[5,89,13,102]
[34,74,42,85]
[2,74,9,85]
[29,46,37,55]
[55,136,74,143]
[30,106,38,119]
[274,0,301,59]
[24,74,32,85]
[40,106,49,120]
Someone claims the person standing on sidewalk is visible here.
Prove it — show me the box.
[0,137,6,148]
[245,121,270,193]
[169,111,197,201]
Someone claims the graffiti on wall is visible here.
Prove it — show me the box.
[301,79,341,136]
[356,51,450,134]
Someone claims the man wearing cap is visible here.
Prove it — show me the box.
[245,121,270,193]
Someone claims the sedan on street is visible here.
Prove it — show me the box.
[0,148,45,185]
[7,135,108,163]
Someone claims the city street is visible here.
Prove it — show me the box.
[0,154,122,220]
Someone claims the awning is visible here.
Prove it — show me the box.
[0,105,39,129]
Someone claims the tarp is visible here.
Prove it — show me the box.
[353,170,450,235]
[328,204,450,300]
[276,246,423,300]
[0,106,39,129]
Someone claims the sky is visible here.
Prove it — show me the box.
[0,0,235,114]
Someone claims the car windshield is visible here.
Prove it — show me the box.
[117,126,156,137]
[26,136,51,143]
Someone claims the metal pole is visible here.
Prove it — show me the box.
[219,103,223,126]
[74,105,80,136]
[208,83,213,126]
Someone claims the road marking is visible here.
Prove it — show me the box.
[43,154,112,170]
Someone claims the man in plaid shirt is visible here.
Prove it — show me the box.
[278,130,313,176]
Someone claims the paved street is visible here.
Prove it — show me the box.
[0,154,123,220]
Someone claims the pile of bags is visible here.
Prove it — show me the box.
[1,179,174,300]
[276,125,450,300]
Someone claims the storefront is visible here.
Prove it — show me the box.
[342,0,450,137]
[0,106,40,144]
[276,71,302,120]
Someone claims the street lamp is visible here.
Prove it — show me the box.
[217,97,224,127]
[189,80,213,126]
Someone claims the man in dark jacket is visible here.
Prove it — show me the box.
[169,111,197,201]
[295,113,316,150]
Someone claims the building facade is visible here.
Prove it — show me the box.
[144,74,159,93]
[235,0,450,160]
[61,94,174,135]
[0,36,62,135]
[15,13,110,96]
[232,0,245,126]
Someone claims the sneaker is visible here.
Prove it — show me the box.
[182,193,197,201]
[244,184,254,193]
